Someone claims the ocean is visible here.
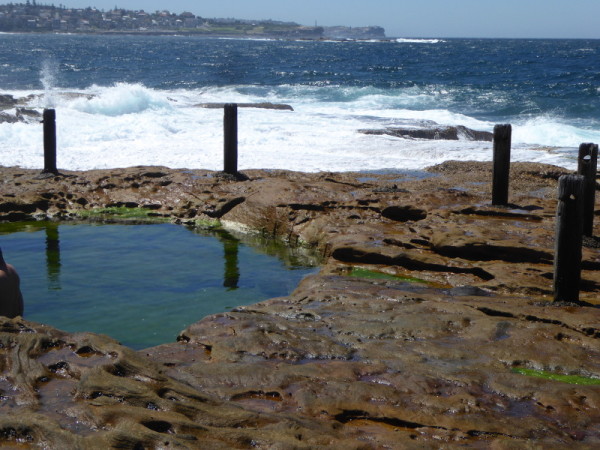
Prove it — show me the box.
[1,33,599,172]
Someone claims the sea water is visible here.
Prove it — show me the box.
[0,222,318,349]
[1,34,599,172]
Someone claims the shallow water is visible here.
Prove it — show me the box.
[0,222,318,349]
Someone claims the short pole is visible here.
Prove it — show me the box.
[492,124,512,206]
[577,143,598,237]
[554,174,585,303]
[42,108,57,175]
[223,103,238,175]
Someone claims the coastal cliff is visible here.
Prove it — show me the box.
[323,26,386,40]
[0,3,386,40]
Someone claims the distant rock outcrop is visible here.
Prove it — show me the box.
[359,125,493,141]
[322,26,386,40]
[0,107,42,124]
[0,94,18,110]
[195,102,294,111]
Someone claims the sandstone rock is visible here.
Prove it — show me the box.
[151,274,600,446]
[0,161,599,446]
[0,318,354,448]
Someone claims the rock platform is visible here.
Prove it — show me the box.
[0,162,599,448]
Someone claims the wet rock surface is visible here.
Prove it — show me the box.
[359,125,493,141]
[0,318,351,448]
[0,108,42,124]
[0,94,19,109]
[0,161,599,447]
[0,93,43,124]
[195,102,294,111]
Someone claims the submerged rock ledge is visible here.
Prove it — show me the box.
[0,161,599,447]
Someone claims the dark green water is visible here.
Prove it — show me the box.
[0,222,318,349]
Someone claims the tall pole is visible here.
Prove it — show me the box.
[577,143,598,237]
[492,124,512,206]
[223,103,238,175]
[42,108,58,175]
[554,174,585,303]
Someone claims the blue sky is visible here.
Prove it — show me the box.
[57,0,600,39]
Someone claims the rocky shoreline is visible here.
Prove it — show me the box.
[0,161,599,447]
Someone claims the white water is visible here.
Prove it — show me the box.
[395,38,446,44]
[0,83,588,172]
[40,59,59,108]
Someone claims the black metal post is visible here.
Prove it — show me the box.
[554,174,585,303]
[42,108,58,175]
[492,124,512,206]
[223,103,238,175]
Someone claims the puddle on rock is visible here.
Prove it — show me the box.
[0,222,319,349]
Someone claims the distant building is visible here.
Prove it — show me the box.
[0,2,385,39]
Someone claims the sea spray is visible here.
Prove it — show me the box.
[40,58,59,108]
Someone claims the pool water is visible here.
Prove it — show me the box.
[0,222,319,349]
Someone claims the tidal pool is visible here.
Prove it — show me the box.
[0,222,319,349]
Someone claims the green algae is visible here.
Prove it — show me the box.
[512,368,600,385]
[75,206,169,222]
[193,218,222,229]
[0,221,47,234]
[349,267,428,284]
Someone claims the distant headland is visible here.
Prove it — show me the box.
[0,2,387,40]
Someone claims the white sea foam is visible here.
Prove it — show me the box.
[512,116,600,148]
[68,83,171,116]
[396,38,445,44]
[0,83,586,172]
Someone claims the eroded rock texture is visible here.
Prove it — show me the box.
[155,274,600,447]
[0,319,352,448]
[0,161,599,447]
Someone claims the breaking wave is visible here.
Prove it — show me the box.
[396,38,445,44]
[68,83,171,116]
[0,81,590,172]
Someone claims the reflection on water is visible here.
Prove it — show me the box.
[222,235,240,290]
[0,222,319,349]
[45,222,61,290]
